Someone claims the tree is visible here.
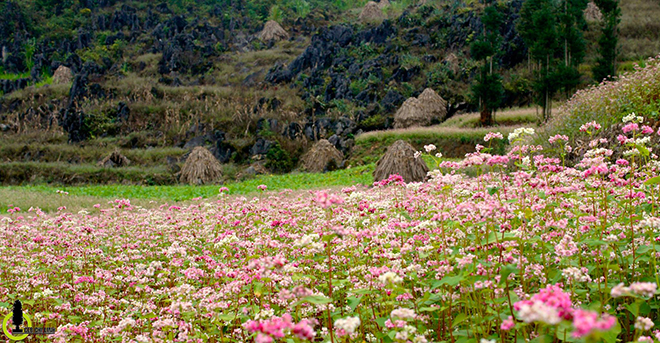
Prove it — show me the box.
[518,0,561,122]
[592,0,621,82]
[558,0,588,95]
[471,2,504,126]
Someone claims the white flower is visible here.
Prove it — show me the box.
[635,316,654,331]
[480,339,496,343]
[424,144,437,153]
[435,153,443,158]
[516,301,561,325]
[335,316,360,334]
[378,271,403,284]
[414,151,422,159]
[391,308,416,320]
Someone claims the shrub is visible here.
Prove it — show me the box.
[265,141,295,173]
[535,55,660,146]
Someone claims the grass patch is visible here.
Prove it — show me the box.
[441,107,538,128]
[0,164,376,211]
[0,162,176,185]
[351,125,519,165]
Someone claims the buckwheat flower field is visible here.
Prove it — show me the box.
[2,116,660,343]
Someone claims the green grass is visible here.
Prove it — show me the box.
[0,72,31,80]
[350,125,518,165]
[0,164,376,211]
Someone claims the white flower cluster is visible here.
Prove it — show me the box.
[293,233,320,247]
[508,127,535,141]
[635,316,654,331]
[395,325,418,341]
[334,316,360,334]
[516,301,561,325]
[562,267,592,283]
[391,308,416,320]
[623,112,644,123]
[378,271,403,284]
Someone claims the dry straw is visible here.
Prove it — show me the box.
[359,1,386,23]
[394,88,447,129]
[52,66,73,84]
[98,149,131,168]
[301,139,344,172]
[373,140,429,183]
[179,147,222,185]
[258,21,289,42]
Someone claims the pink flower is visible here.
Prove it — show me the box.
[572,310,617,338]
[642,125,654,134]
[219,187,229,193]
[256,333,273,343]
[623,123,639,134]
[548,134,569,144]
[501,316,515,331]
[484,132,504,141]
[258,184,268,191]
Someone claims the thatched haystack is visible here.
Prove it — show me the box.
[359,1,386,23]
[98,150,130,168]
[179,147,223,185]
[394,88,447,128]
[373,140,429,183]
[258,20,289,42]
[376,0,390,10]
[584,2,603,22]
[301,139,345,172]
[443,52,460,76]
[418,88,447,117]
[53,66,73,84]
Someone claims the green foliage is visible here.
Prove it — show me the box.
[470,1,504,126]
[265,141,295,173]
[593,0,621,82]
[400,54,422,69]
[23,38,36,72]
[268,5,284,23]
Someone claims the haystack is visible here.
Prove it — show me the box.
[584,2,603,22]
[359,1,386,23]
[258,20,289,42]
[53,66,73,84]
[98,149,130,168]
[373,140,429,183]
[301,139,344,173]
[376,0,390,10]
[443,52,460,76]
[394,88,447,128]
[179,146,223,185]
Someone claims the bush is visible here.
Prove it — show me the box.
[265,141,294,173]
[535,55,660,146]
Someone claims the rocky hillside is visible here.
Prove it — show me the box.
[0,0,657,185]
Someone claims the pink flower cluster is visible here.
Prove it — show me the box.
[245,314,316,342]
[313,190,344,208]
[572,310,617,338]
[514,284,573,324]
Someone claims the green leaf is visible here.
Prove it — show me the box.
[452,313,468,327]
[301,295,332,305]
[347,296,362,312]
[600,321,621,343]
[432,275,464,289]
[487,187,499,195]
[555,321,577,342]
[321,234,337,242]
[644,176,660,185]
[500,264,518,281]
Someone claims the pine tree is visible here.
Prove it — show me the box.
[593,0,621,82]
[518,0,561,122]
[557,0,588,95]
[471,1,504,126]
